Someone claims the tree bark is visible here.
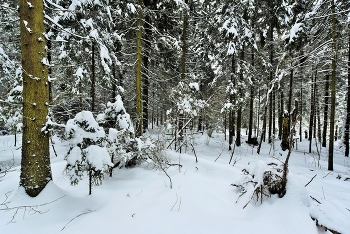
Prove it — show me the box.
[135,0,143,137]
[20,0,52,197]
[309,73,316,153]
[91,41,95,113]
[322,74,330,147]
[344,27,350,157]
[328,0,337,171]
[229,55,235,150]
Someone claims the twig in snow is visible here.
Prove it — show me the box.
[61,209,94,231]
[178,196,181,212]
[323,172,332,178]
[171,193,178,211]
[322,187,325,199]
[214,147,224,162]
[305,174,317,187]
[310,196,321,204]
[190,143,198,163]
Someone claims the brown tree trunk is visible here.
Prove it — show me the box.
[328,0,337,170]
[20,0,52,197]
[135,0,143,137]
[322,74,330,147]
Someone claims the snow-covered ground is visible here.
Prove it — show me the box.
[0,131,349,234]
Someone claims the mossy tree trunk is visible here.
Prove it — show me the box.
[20,0,52,197]
[135,0,143,137]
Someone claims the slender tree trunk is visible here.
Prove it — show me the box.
[20,0,52,197]
[329,0,337,170]
[288,68,293,129]
[135,0,143,137]
[258,105,268,154]
[236,47,244,146]
[309,74,316,153]
[112,63,116,102]
[322,75,330,147]
[91,41,95,113]
[178,0,188,145]
[143,5,152,133]
[344,27,350,157]
[229,55,235,150]
[268,15,274,144]
[278,90,283,140]
[300,79,302,142]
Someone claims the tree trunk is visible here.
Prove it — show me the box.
[20,0,52,197]
[178,0,189,146]
[229,55,235,150]
[300,79,302,142]
[248,15,255,143]
[91,41,95,113]
[236,46,244,147]
[288,68,293,131]
[257,105,268,154]
[328,0,337,171]
[322,74,330,147]
[278,90,283,140]
[309,73,316,153]
[143,4,152,133]
[135,0,143,137]
[344,27,350,157]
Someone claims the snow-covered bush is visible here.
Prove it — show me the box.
[65,111,112,194]
[231,160,284,208]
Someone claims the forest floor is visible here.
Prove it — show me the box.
[0,130,349,234]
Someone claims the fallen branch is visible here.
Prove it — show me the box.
[310,196,321,204]
[305,174,317,187]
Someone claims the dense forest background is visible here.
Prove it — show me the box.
[0,0,350,197]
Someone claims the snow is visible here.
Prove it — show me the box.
[85,145,113,170]
[288,23,303,44]
[127,3,136,13]
[65,111,105,145]
[189,82,199,91]
[0,130,350,234]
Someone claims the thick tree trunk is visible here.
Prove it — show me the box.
[328,0,337,171]
[20,0,52,197]
[135,0,143,137]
